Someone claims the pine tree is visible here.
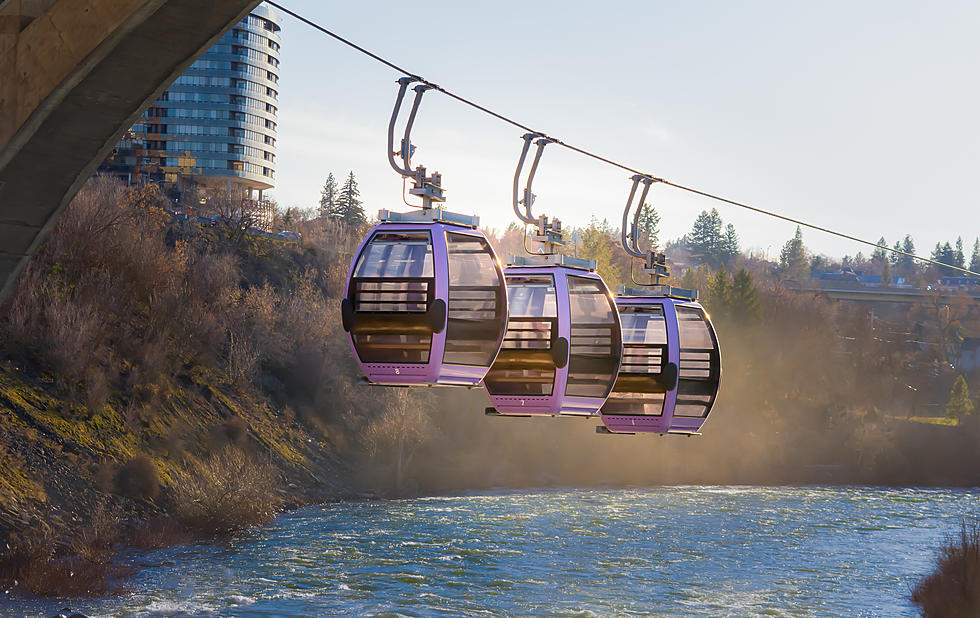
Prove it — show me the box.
[945,375,974,420]
[954,237,965,269]
[871,237,888,266]
[970,238,980,273]
[779,226,809,282]
[636,203,661,250]
[335,171,366,229]
[687,209,724,268]
[729,268,762,323]
[932,242,957,276]
[721,223,740,267]
[900,235,916,277]
[319,173,338,219]
[881,259,892,286]
[708,268,729,315]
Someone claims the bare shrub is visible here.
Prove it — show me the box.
[115,455,160,501]
[172,447,281,536]
[227,331,261,382]
[209,415,248,448]
[19,556,120,598]
[128,516,188,549]
[360,389,435,495]
[0,523,55,586]
[69,502,120,564]
[0,523,122,597]
[912,520,980,617]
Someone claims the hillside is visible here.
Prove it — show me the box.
[2,178,980,598]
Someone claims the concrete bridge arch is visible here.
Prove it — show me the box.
[0,0,261,300]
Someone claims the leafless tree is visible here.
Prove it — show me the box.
[361,389,434,495]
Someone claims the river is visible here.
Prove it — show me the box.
[9,486,979,616]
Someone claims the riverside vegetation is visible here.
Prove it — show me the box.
[1,176,979,599]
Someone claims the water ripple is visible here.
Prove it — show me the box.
[5,486,979,617]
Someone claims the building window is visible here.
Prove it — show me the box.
[228,160,244,171]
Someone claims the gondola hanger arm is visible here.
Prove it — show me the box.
[512,133,564,255]
[622,174,659,257]
[387,77,445,207]
[512,132,546,224]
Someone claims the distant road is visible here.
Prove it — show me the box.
[788,285,980,304]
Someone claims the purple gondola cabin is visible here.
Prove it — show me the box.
[599,286,721,434]
[341,209,508,387]
[484,255,623,416]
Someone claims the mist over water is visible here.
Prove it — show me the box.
[9,486,977,617]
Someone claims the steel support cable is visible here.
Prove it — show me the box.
[265,0,980,278]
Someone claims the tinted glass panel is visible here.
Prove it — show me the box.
[354,232,433,278]
[352,333,431,363]
[484,275,557,396]
[602,392,665,416]
[565,276,620,398]
[607,305,667,415]
[507,276,557,317]
[351,231,434,363]
[444,233,505,366]
[621,306,667,344]
[675,306,719,418]
[354,280,428,313]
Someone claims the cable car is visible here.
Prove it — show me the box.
[342,209,508,386]
[484,255,623,416]
[340,77,508,386]
[598,286,721,434]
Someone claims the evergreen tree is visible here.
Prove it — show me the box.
[721,223,740,267]
[687,209,724,268]
[636,203,661,250]
[708,268,729,315]
[335,171,366,229]
[728,268,762,323]
[881,259,892,286]
[970,238,980,273]
[778,226,809,282]
[871,237,888,266]
[900,235,916,277]
[932,242,957,276]
[319,173,338,219]
[890,241,902,266]
[954,237,966,269]
[945,375,974,420]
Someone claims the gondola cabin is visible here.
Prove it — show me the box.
[484,256,622,416]
[341,209,508,386]
[599,286,720,435]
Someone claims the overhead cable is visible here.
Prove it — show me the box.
[265,0,980,278]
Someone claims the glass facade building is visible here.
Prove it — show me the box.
[102,5,281,199]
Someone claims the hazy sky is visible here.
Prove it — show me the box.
[268,0,980,259]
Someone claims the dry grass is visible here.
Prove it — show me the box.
[0,519,129,598]
[912,521,980,617]
[172,447,282,536]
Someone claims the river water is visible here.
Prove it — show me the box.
[9,486,980,616]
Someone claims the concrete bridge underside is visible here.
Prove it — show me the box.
[0,0,260,301]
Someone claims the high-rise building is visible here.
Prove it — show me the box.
[101,4,281,223]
